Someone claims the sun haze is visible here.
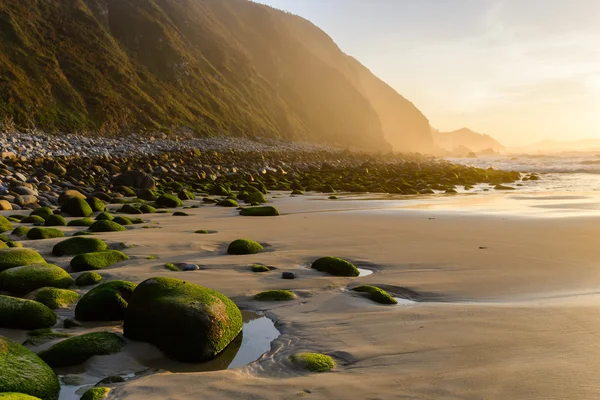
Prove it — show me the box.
[254,0,600,146]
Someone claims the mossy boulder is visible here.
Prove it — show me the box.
[11,227,30,237]
[254,290,296,301]
[22,330,71,347]
[177,190,195,200]
[244,192,267,204]
[120,204,142,215]
[52,237,107,256]
[86,197,106,212]
[81,387,110,400]
[172,211,189,216]
[123,277,243,362]
[0,296,56,329]
[0,336,60,400]
[43,215,66,227]
[26,228,64,240]
[75,271,103,287]
[202,198,218,204]
[227,239,263,255]
[38,332,125,368]
[27,288,81,309]
[163,263,179,272]
[251,264,270,273]
[217,199,239,207]
[5,241,22,248]
[20,216,45,225]
[0,216,13,233]
[66,218,94,227]
[71,251,129,272]
[94,212,114,221]
[112,216,132,226]
[311,257,359,277]
[352,285,397,305]
[139,204,157,214]
[61,197,93,218]
[156,194,182,208]
[239,206,280,217]
[88,220,127,233]
[30,207,53,219]
[290,353,336,373]
[0,393,41,399]
[137,189,157,201]
[0,264,74,294]
[194,230,209,234]
[0,241,8,249]
[0,249,46,272]
[75,280,137,321]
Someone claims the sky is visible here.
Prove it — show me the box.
[253,0,600,146]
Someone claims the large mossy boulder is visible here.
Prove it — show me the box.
[239,206,280,217]
[0,249,45,272]
[26,228,64,240]
[30,207,53,219]
[112,216,132,226]
[38,332,125,368]
[0,216,13,233]
[26,288,81,309]
[81,387,110,400]
[227,239,263,255]
[71,251,129,272]
[75,280,137,321]
[11,226,30,237]
[216,199,238,207]
[88,220,127,233]
[66,218,94,227]
[156,194,182,208]
[20,216,45,225]
[43,215,66,227]
[123,277,243,362]
[86,197,106,212]
[0,296,56,329]
[0,336,60,400]
[94,212,114,221]
[0,264,74,294]
[0,393,41,399]
[75,272,103,287]
[61,197,93,218]
[243,192,267,204]
[311,257,360,277]
[52,237,107,256]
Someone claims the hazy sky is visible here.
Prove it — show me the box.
[254,0,600,146]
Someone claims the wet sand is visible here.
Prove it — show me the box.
[9,192,600,399]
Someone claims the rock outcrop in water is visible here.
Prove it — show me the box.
[0,0,433,152]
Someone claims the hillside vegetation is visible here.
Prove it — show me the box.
[0,0,433,151]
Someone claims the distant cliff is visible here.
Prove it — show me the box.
[0,0,433,152]
[433,128,505,154]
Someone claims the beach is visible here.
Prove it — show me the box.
[5,191,600,399]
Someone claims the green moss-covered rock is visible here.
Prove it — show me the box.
[128,217,144,224]
[5,241,22,248]
[244,192,267,204]
[20,216,45,225]
[311,257,360,277]
[217,199,239,207]
[0,249,46,272]
[0,296,56,329]
[11,226,30,237]
[123,277,243,362]
[66,218,94,227]
[71,251,129,272]
[52,237,107,256]
[26,228,64,240]
[0,241,8,249]
[202,197,218,204]
[239,206,280,217]
[254,290,296,301]
[290,353,336,372]
[120,204,142,215]
[139,204,157,214]
[163,263,179,272]
[194,230,209,234]
[156,194,182,208]
[75,272,103,287]
[178,190,195,200]
[352,285,397,305]
[38,332,125,368]
[0,336,60,400]
[251,264,270,273]
[27,288,81,309]
[112,216,132,226]
[81,387,110,400]
[61,197,93,218]
[43,215,66,227]
[94,212,114,221]
[227,239,263,255]
[22,330,71,347]
[86,197,106,212]
[137,189,157,201]
[0,216,13,233]
[30,207,53,219]
[75,280,137,321]
[0,264,74,294]
[88,220,127,232]
[0,392,41,399]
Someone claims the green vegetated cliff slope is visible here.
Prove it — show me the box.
[0,0,433,151]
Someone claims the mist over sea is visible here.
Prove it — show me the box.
[448,154,600,193]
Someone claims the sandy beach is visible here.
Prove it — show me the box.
[5,191,600,399]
